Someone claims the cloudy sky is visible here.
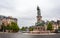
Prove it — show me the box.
[0,0,60,28]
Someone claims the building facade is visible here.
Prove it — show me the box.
[0,15,17,32]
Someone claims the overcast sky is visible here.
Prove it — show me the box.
[0,0,60,28]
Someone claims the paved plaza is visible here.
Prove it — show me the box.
[0,32,60,38]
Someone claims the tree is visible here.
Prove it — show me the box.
[29,27,34,31]
[11,22,19,32]
[58,26,60,31]
[47,22,53,31]
[20,27,27,31]
[6,25,12,32]
[1,23,6,32]
[1,22,19,32]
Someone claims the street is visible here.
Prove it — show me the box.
[0,32,60,38]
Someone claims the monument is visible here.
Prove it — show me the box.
[30,6,49,34]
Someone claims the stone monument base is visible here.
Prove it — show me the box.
[30,30,50,34]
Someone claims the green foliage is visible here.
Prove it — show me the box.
[20,27,27,31]
[47,22,53,31]
[11,22,19,32]
[29,27,34,31]
[1,23,6,31]
[1,22,19,32]
[58,27,60,31]
[6,25,11,30]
